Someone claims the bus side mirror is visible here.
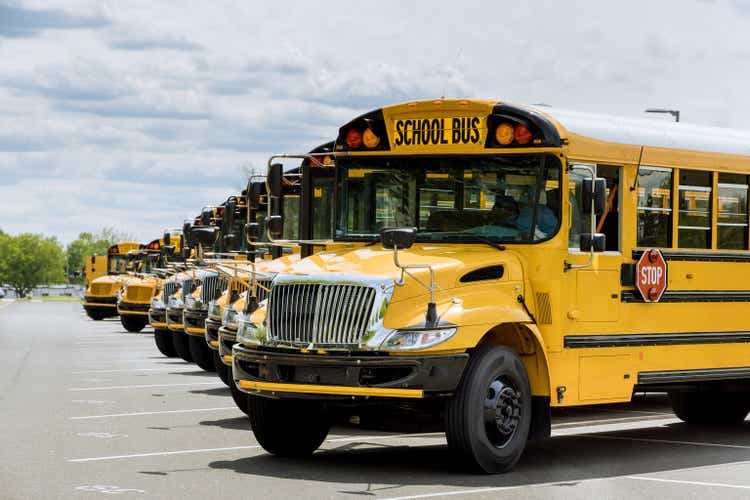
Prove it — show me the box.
[580,233,606,252]
[245,222,261,242]
[191,226,220,247]
[181,247,191,259]
[381,227,417,250]
[223,233,237,248]
[268,163,283,198]
[266,215,283,239]
[582,178,606,216]
[161,245,175,257]
[249,182,264,210]
[224,198,237,229]
[201,208,212,226]
[163,233,171,245]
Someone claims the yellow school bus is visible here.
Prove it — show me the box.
[82,242,142,320]
[233,99,750,473]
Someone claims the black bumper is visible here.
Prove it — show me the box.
[118,301,150,315]
[149,307,166,326]
[184,308,207,331]
[166,307,184,331]
[232,345,469,398]
[218,326,237,365]
[205,317,222,350]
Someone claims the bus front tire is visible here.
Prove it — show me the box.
[172,331,193,362]
[669,390,750,425]
[188,335,215,372]
[214,350,231,387]
[121,315,148,333]
[445,345,532,474]
[230,382,249,415]
[154,328,177,357]
[248,396,330,456]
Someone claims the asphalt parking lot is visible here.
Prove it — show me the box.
[2,300,750,499]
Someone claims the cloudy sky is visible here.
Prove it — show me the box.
[2,0,750,245]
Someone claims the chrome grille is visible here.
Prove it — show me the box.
[268,283,376,346]
[163,281,178,300]
[201,274,227,303]
[256,279,271,303]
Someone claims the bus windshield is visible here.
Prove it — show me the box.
[335,154,561,243]
[108,255,128,274]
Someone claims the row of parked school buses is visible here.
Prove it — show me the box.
[83,99,750,473]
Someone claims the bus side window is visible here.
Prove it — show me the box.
[637,167,673,247]
[678,170,712,249]
[568,164,620,251]
[718,173,749,250]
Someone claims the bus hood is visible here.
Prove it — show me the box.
[280,244,524,303]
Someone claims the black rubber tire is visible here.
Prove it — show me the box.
[154,328,177,357]
[188,335,215,372]
[230,382,250,415]
[172,330,193,362]
[669,391,750,425]
[214,349,231,387]
[120,315,148,333]
[248,396,330,456]
[445,345,532,474]
[86,310,105,321]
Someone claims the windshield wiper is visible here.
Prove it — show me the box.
[473,237,506,251]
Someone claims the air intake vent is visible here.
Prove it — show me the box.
[535,292,552,324]
[460,265,504,283]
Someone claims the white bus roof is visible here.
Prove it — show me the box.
[531,106,750,157]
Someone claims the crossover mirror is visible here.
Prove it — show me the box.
[160,245,176,257]
[380,227,417,250]
[268,163,283,198]
[225,198,237,229]
[580,233,606,252]
[582,178,607,216]
[245,222,261,242]
[265,215,283,239]
[163,232,171,246]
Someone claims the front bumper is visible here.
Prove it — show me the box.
[117,301,150,316]
[183,308,207,336]
[205,317,222,350]
[232,345,468,400]
[149,307,167,328]
[83,295,117,309]
[218,326,237,366]
[166,307,184,331]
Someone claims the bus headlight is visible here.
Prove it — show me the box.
[167,296,183,308]
[222,307,239,329]
[208,301,222,320]
[184,295,196,310]
[381,327,457,351]
[151,296,165,309]
[236,318,264,345]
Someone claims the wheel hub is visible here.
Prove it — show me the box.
[483,377,521,447]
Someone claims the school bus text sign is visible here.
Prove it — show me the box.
[636,249,668,302]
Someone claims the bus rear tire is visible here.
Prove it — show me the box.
[188,335,215,372]
[172,331,193,362]
[248,396,330,456]
[669,390,750,425]
[214,350,231,387]
[154,328,177,357]
[121,315,148,333]
[230,382,249,415]
[445,345,532,474]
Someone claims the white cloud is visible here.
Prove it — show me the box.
[1,0,750,243]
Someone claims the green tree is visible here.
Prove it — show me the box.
[0,233,66,298]
[65,228,133,283]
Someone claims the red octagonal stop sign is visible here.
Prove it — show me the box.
[636,248,668,302]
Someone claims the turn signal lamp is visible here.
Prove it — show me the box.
[362,128,381,148]
[345,129,362,149]
[495,123,514,145]
[322,155,333,166]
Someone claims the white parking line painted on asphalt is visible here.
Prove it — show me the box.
[551,417,680,437]
[586,434,750,450]
[67,381,223,392]
[552,414,673,428]
[66,432,446,463]
[70,407,238,420]
[71,367,196,374]
[626,476,750,490]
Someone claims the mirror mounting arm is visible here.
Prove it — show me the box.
[392,246,439,327]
